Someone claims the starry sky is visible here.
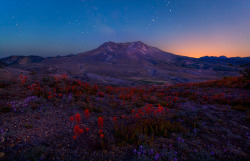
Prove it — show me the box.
[0,0,249,58]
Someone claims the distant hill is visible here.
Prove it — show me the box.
[199,56,250,67]
[0,55,44,66]
[0,41,248,85]
[0,61,6,67]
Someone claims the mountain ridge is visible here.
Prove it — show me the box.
[0,41,247,85]
[1,41,249,64]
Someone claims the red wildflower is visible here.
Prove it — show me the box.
[21,80,26,84]
[73,125,80,134]
[48,95,53,99]
[79,129,84,134]
[100,134,104,138]
[86,128,90,132]
[135,113,140,119]
[74,125,80,130]
[73,135,77,139]
[75,114,81,124]
[98,117,104,128]
[113,117,117,123]
[70,116,74,121]
[84,109,90,119]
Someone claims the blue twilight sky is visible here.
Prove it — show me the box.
[0,0,249,58]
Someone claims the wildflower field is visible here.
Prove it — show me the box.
[0,74,249,160]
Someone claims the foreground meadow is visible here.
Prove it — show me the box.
[0,74,249,161]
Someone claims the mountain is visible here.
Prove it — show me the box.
[0,55,44,66]
[199,56,250,67]
[0,41,246,85]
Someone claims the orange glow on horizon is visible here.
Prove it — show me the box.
[162,45,249,58]
[159,31,250,58]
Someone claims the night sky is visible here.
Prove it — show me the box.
[0,0,249,58]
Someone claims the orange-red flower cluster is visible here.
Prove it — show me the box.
[20,75,27,86]
[70,113,90,139]
[73,125,85,139]
[98,91,105,98]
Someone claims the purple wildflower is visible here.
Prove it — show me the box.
[178,137,181,141]
[149,149,154,155]
[154,153,159,161]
